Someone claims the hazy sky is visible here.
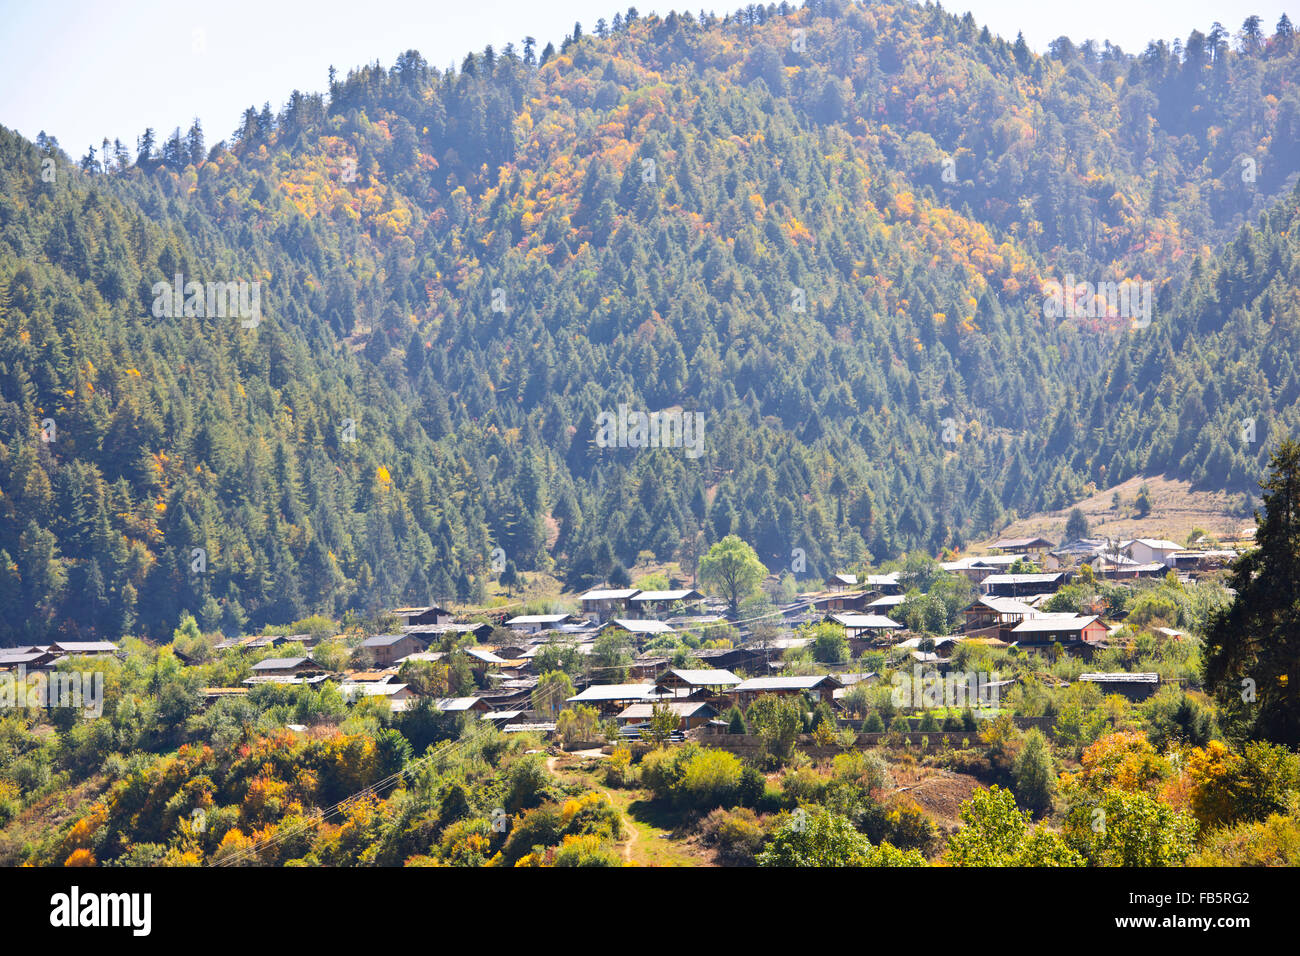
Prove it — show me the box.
[1,0,1291,156]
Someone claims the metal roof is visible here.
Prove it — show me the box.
[733,675,842,691]
[567,683,662,702]
[658,668,741,686]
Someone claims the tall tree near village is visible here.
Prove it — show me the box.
[1204,439,1300,745]
[698,534,768,615]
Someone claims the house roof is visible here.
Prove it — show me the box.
[0,652,51,665]
[391,605,451,617]
[733,675,843,692]
[616,701,718,720]
[629,589,702,602]
[433,696,483,711]
[1124,538,1183,551]
[567,683,662,703]
[658,668,741,686]
[968,596,1037,615]
[50,641,119,653]
[830,573,859,585]
[827,612,903,630]
[361,634,413,647]
[250,657,316,671]
[466,647,507,664]
[609,618,674,634]
[397,651,446,664]
[1050,538,1108,555]
[992,537,1055,549]
[866,595,906,608]
[506,614,573,625]
[341,682,413,698]
[982,573,1065,585]
[580,588,640,601]
[1011,615,1101,633]
[1078,672,1159,684]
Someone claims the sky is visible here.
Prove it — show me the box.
[0,0,1292,157]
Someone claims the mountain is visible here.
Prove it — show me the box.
[4,0,1300,641]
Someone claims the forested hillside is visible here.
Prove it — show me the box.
[4,0,1300,641]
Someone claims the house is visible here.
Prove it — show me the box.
[340,682,420,710]
[0,650,59,671]
[604,619,675,639]
[828,572,859,590]
[627,589,704,617]
[578,588,640,622]
[396,651,447,666]
[615,700,719,731]
[566,683,665,717]
[1077,672,1160,701]
[654,668,741,698]
[1094,558,1168,581]
[865,594,906,613]
[1122,539,1183,567]
[863,573,903,596]
[982,572,1068,598]
[1045,538,1108,569]
[691,646,765,673]
[390,605,454,628]
[481,710,537,730]
[247,657,328,680]
[811,590,872,613]
[731,674,843,707]
[215,634,288,652]
[465,647,508,674]
[825,612,904,641]
[403,621,493,641]
[991,536,1055,556]
[629,655,671,681]
[360,633,425,666]
[1010,614,1108,648]
[505,613,574,634]
[962,596,1038,636]
[433,696,493,714]
[49,641,119,657]
[941,554,1020,585]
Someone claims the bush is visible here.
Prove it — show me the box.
[642,744,745,810]
[757,806,870,866]
[1011,729,1055,816]
[677,748,744,811]
[885,798,937,855]
[601,747,635,788]
[700,807,767,865]
[725,705,747,735]
[780,766,826,807]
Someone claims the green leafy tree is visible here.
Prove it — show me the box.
[746,694,803,764]
[1011,728,1056,816]
[698,535,768,615]
[757,807,870,867]
[1205,439,1300,744]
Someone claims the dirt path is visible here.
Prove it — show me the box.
[546,749,636,862]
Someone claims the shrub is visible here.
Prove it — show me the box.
[885,798,937,855]
[757,807,871,866]
[700,807,767,865]
[1011,729,1055,816]
[677,748,744,811]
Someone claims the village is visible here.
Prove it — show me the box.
[0,532,1242,745]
